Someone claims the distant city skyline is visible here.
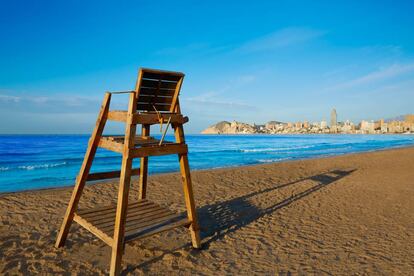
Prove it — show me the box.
[203,113,414,134]
[215,108,410,128]
[1,1,414,134]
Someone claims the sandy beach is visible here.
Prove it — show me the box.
[1,146,413,275]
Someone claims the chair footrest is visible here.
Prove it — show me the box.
[73,200,191,246]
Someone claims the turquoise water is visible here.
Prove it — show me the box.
[0,134,413,193]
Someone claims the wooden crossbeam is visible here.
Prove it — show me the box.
[86,168,141,182]
[107,111,189,125]
[73,213,114,246]
[133,113,189,125]
[130,144,188,158]
[98,138,124,153]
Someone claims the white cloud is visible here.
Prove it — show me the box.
[328,62,414,91]
[0,94,21,103]
[183,96,257,110]
[155,43,230,57]
[182,72,259,110]
[155,27,325,58]
[360,45,403,57]
[0,93,102,113]
[236,27,325,53]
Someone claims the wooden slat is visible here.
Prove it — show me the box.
[141,68,184,77]
[109,111,188,124]
[140,79,177,90]
[77,201,157,222]
[83,202,160,223]
[137,95,173,104]
[108,110,186,125]
[137,103,171,112]
[123,212,179,233]
[93,206,168,228]
[86,168,140,181]
[100,136,173,148]
[133,113,188,125]
[124,217,190,243]
[73,214,113,246]
[77,201,152,218]
[105,136,155,144]
[130,143,188,158]
[76,201,144,216]
[139,87,176,97]
[142,71,182,82]
[98,138,123,153]
[108,110,187,125]
[106,136,155,142]
[107,110,128,122]
[100,209,175,233]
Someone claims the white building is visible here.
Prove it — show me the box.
[360,120,375,134]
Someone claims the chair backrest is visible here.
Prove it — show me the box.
[135,68,184,113]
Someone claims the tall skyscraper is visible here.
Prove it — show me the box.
[330,108,337,127]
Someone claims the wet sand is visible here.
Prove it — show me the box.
[1,147,413,275]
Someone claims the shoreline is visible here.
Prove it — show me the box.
[2,144,413,196]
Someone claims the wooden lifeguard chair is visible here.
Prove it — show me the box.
[55,68,201,275]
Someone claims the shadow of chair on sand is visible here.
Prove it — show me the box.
[127,168,356,273]
[198,168,356,248]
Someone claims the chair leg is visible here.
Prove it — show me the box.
[173,124,201,248]
[110,155,133,276]
[110,91,137,276]
[138,124,150,200]
[178,153,201,248]
[55,92,111,248]
[179,154,201,248]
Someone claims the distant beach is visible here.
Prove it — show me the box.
[1,134,414,193]
[1,146,413,274]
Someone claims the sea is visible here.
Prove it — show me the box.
[1,134,413,193]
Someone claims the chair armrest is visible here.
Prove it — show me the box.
[107,111,189,125]
[108,90,135,94]
[133,113,189,125]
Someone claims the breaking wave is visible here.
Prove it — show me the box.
[241,145,313,153]
[17,162,67,170]
[257,157,292,163]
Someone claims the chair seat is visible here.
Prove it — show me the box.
[98,136,188,158]
[104,135,173,146]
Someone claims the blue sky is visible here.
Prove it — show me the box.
[1,0,414,134]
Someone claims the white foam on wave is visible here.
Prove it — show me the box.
[257,157,291,163]
[241,145,312,153]
[0,167,9,171]
[17,162,67,170]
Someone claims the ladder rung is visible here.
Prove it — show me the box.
[86,168,140,181]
